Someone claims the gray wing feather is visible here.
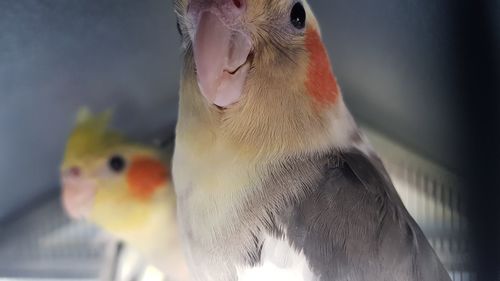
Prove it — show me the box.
[281,148,451,281]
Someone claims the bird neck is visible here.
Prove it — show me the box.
[177,92,357,163]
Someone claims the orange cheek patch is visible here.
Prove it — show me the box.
[127,157,169,200]
[305,28,339,105]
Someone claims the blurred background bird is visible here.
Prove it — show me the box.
[60,108,189,281]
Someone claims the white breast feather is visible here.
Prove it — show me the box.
[237,234,317,281]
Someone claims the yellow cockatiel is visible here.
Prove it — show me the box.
[60,108,189,281]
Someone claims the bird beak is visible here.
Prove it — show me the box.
[60,168,96,219]
[189,0,252,108]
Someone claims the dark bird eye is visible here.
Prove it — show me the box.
[109,155,126,173]
[290,2,306,29]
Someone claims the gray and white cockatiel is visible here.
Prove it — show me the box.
[172,0,452,280]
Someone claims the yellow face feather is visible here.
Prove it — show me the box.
[60,108,172,235]
[62,108,126,168]
[174,0,356,162]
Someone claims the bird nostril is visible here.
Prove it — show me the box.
[232,0,242,9]
[68,167,81,177]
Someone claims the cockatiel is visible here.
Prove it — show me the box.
[60,108,189,281]
[173,0,451,281]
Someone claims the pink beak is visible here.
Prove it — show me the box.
[189,0,252,108]
[60,167,96,219]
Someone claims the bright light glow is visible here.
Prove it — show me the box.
[140,266,164,281]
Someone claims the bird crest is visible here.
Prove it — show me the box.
[63,107,126,163]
